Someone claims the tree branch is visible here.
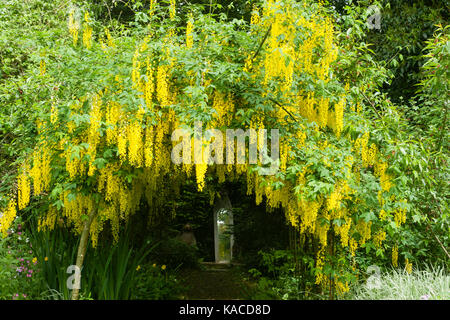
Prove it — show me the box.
[268,98,298,122]
[429,207,450,260]
[71,208,98,300]
[361,91,382,119]
[252,25,272,61]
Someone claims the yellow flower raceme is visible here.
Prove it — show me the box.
[373,230,386,248]
[105,28,115,47]
[392,245,398,267]
[334,97,345,137]
[145,58,155,109]
[18,168,31,210]
[149,0,156,17]
[375,160,392,192]
[144,126,154,167]
[82,12,93,49]
[315,247,326,285]
[250,5,260,26]
[405,258,412,274]
[379,209,388,221]
[40,60,46,76]
[349,238,358,257]
[186,15,194,48]
[0,199,17,237]
[128,120,144,168]
[68,8,80,46]
[169,0,176,20]
[156,64,170,107]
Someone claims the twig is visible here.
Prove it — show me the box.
[428,223,450,260]
[103,0,114,25]
[252,25,272,61]
[429,207,450,260]
[268,98,298,122]
[386,47,402,66]
[0,132,12,146]
[361,91,382,119]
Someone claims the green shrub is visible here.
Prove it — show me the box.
[27,218,79,300]
[131,263,184,300]
[0,216,42,299]
[247,249,321,300]
[28,217,156,300]
[152,238,200,270]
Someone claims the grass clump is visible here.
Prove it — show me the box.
[347,265,449,300]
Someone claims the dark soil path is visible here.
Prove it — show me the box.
[178,263,254,300]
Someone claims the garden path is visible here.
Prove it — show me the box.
[178,263,254,300]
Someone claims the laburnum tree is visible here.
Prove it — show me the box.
[0,0,412,299]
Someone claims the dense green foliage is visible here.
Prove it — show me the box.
[0,0,448,300]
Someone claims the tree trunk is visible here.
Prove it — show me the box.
[71,208,97,300]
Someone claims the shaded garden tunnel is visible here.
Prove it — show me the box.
[129,179,292,270]
[132,179,294,300]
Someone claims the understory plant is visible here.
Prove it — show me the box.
[0,0,448,301]
[0,216,42,299]
[132,263,185,300]
[28,212,157,300]
[346,265,450,300]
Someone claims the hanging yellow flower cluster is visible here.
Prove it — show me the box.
[334,216,352,247]
[132,46,144,92]
[68,8,80,46]
[405,258,412,274]
[82,12,93,49]
[379,209,388,221]
[251,5,261,26]
[375,160,392,192]
[212,91,234,127]
[315,246,326,285]
[195,138,209,192]
[40,60,46,76]
[105,28,115,48]
[392,244,398,267]
[0,2,411,299]
[264,2,295,85]
[87,94,103,176]
[156,64,170,107]
[373,230,386,248]
[186,13,194,49]
[335,278,350,296]
[349,238,358,257]
[169,0,176,20]
[356,219,372,246]
[334,97,345,138]
[149,0,156,17]
[29,146,52,195]
[17,167,31,211]
[0,199,17,237]
[394,203,407,227]
[128,119,145,168]
[354,132,370,167]
[247,1,331,163]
